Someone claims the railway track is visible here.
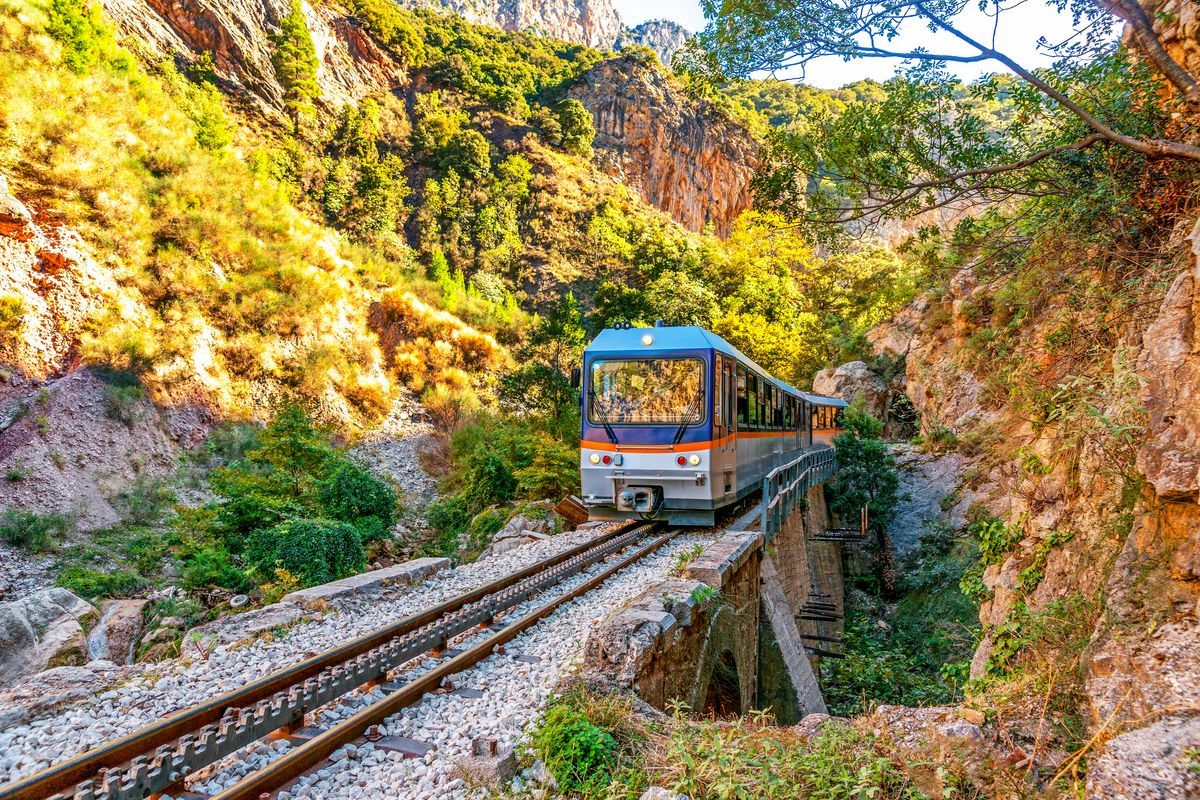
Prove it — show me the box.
[0,521,675,800]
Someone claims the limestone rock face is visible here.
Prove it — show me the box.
[812,361,889,419]
[404,0,624,48]
[568,56,761,236]
[100,0,404,115]
[0,588,98,688]
[1086,715,1200,800]
[617,19,690,68]
[1135,255,1200,499]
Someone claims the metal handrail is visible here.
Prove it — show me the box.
[760,447,838,541]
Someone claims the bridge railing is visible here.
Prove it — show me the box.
[761,447,837,542]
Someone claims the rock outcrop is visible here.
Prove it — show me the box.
[101,0,404,115]
[568,56,761,236]
[812,361,890,419]
[406,0,624,49]
[617,19,690,68]
[0,588,98,688]
[868,211,1200,797]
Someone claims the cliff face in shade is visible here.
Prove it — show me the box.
[101,0,404,114]
[568,55,761,237]
[616,19,690,69]
[403,0,624,48]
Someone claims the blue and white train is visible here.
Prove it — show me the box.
[579,324,846,525]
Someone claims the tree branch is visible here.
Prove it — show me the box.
[1100,0,1200,107]
[914,1,1200,161]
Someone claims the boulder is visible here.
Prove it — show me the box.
[493,505,560,542]
[0,588,98,687]
[0,661,121,728]
[0,173,33,241]
[86,599,147,664]
[812,361,889,420]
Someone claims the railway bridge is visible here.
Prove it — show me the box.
[0,453,850,800]
[581,447,849,723]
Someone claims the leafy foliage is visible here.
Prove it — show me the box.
[245,518,367,587]
[0,509,75,553]
[531,702,621,795]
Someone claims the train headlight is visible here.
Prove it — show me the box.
[688,454,701,466]
[589,453,601,464]
[641,334,654,346]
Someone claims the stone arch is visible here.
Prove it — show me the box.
[703,649,742,717]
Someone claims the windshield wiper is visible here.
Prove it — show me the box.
[589,386,619,446]
[673,389,704,447]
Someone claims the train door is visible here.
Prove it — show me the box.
[715,356,735,499]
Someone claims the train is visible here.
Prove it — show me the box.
[578,323,847,525]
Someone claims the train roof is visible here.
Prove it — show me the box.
[585,325,818,399]
[801,392,849,408]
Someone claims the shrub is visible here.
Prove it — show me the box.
[114,475,176,526]
[57,566,147,599]
[0,509,74,552]
[427,494,471,537]
[181,545,249,591]
[246,518,366,587]
[104,383,144,425]
[318,462,398,540]
[513,438,578,500]
[0,295,23,334]
[45,0,109,74]
[531,703,620,796]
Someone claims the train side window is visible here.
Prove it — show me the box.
[775,391,784,429]
[748,373,758,428]
[736,364,747,427]
[714,361,723,434]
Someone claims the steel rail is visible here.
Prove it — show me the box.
[209,527,678,800]
[0,522,646,800]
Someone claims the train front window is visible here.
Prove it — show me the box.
[589,359,705,424]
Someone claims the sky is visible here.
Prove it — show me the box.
[611,0,1085,89]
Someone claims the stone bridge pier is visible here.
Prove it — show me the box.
[582,483,844,723]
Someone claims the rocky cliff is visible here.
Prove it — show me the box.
[101,0,404,115]
[616,19,690,68]
[569,55,761,236]
[405,0,624,49]
[852,218,1200,797]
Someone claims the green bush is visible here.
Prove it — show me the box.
[531,703,619,796]
[246,518,366,587]
[318,462,398,538]
[181,545,250,591]
[57,566,147,599]
[558,98,595,158]
[103,383,144,425]
[0,509,74,552]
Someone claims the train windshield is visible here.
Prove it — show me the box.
[589,358,704,424]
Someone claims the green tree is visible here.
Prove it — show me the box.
[318,462,398,542]
[557,99,595,158]
[271,0,321,129]
[689,0,1200,230]
[440,129,491,179]
[500,294,587,425]
[828,402,902,591]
